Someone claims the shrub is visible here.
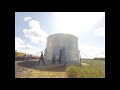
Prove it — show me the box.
[66,66,79,78]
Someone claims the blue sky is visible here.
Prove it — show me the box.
[15,12,105,58]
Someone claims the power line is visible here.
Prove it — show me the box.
[79,49,91,59]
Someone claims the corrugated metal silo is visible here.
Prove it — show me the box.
[45,33,80,64]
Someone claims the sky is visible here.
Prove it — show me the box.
[15,12,105,58]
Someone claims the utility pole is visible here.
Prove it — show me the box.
[79,50,81,65]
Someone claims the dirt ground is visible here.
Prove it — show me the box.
[15,59,68,78]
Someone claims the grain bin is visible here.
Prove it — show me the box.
[45,33,80,65]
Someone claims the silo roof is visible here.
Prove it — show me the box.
[47,33,78,39]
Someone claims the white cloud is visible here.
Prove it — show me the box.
[15,37,24,49]
[16,13,105,58]
[55,12,105,37]
[92,16,105,37]
[94,27,105,37]
[16,17,48,56]
[15,37,24,44]
[19,44,41,55]
[24,17,32,21]
[79,45,105,59]
[23,17,48,44]
[15,37,44,56]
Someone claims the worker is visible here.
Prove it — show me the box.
[38,52,45,65]
[24,53,27,60]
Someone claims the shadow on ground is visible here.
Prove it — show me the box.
[17,60,66,72]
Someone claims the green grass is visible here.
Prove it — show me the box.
[15,59,105,78]
[66,59,105,78]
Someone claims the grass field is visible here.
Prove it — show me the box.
[15,59,105,78]
[66,59,105,78]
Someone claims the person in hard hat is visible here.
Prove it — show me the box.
[38,52,45,65]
